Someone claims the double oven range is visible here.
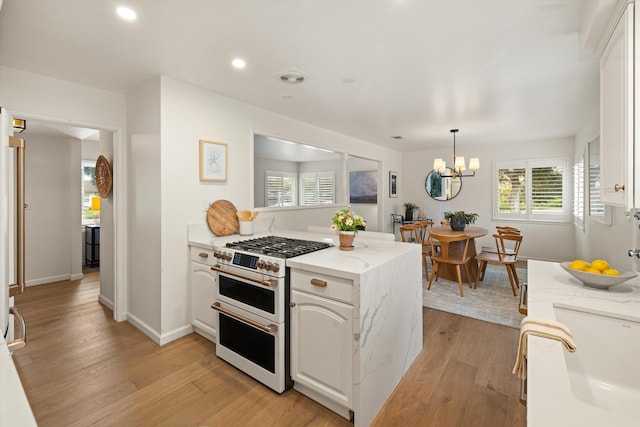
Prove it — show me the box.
[210,236,331,393]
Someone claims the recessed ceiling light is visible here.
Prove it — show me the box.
[281,95,293,100]
[116,6,137,21]
[391,136,405,140]
[232,58,246,69]
[342,78,356,84]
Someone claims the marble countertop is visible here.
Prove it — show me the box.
[187,223,416,279]
[0,336,37,426]
[527,260,640,427]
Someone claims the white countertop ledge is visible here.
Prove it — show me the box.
[0,336,37,426]
[527,260,640,427]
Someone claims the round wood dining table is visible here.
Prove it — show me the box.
[429,225,488,282]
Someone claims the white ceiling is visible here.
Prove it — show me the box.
[0,0,611,151]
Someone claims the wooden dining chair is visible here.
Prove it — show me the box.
[399,224,418,243]
[475,233,523,296]
[480,226,521,255]
[413,221,437,278]
[427,231,473,297]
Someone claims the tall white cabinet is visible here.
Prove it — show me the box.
[599,1,635,209]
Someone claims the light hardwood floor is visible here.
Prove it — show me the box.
[13,271,526,426]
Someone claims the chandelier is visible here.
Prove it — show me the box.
[432,129,479,178]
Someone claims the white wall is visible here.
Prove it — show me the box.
[574,107,638,270]
[158,76,403,339]
[127,77,162,336]
[24,133,81,285]
[402,137,576,262]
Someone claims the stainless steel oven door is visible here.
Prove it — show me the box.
[212,301,285,393]
[213,266,284,324]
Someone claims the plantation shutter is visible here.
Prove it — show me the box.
[494,158,568,222]
[573,158,584,227]
[299,172,335,206]
[529,159,567,222]
[265,171,297,207]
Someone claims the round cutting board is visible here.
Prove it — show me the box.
[207,200,239,236]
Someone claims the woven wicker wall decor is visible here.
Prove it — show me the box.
[95,155,113,198]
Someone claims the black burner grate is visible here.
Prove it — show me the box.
[226,236,332,258]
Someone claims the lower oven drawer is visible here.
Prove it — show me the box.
[212,301,286,393]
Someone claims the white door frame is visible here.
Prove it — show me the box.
[7,109,128,321]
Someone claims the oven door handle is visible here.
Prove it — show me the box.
[7,307,27,352]
[212,302,278,334]
[211,265,278,288]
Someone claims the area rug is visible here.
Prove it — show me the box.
[422,263,527,329]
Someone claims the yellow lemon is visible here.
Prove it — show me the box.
[591,259,609,272]
[585,267,602,274]
[568,260,590,271]
[602,269,621,276]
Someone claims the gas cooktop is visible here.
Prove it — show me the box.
[226,236,332,259]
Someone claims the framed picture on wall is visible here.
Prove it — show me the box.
[349,170,378,204]
[389,171,398,198]
[199,140,227,182]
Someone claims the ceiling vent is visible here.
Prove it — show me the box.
[277,68,308,84]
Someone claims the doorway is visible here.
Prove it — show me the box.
[14,114,124,320]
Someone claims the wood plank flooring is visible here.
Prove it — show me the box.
[13,271,526,426]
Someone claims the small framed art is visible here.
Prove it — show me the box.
[389,171,398,198]
[199,140,227,182]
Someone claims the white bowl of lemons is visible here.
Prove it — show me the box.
[561,259,637,289]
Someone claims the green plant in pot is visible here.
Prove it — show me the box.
[403,202,419,221]
[444,211,478,231]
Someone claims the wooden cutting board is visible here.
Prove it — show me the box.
[207,200,239,236]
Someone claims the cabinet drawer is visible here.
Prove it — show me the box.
[190,247,216,265]
[291,269,353,304]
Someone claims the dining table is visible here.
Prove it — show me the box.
[428,225,488,283]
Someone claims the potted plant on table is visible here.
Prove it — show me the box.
[402,202,419,221]
[443,211,478,231]
[331,206,366,251]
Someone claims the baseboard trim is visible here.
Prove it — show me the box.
[98,294,114,310]
[26,274,70,287]
[125,313,162,345]
[159,324,194,346]
[125,313,193,346]
[70,273,84,281]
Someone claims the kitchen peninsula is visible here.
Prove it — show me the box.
[187,224,423,427]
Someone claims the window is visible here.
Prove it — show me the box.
[82,160,100,225]
[573,155,584,227]
[299,172,335,206]
[494,158,569,222]
[265,171,297,207]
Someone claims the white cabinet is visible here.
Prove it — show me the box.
[600,2,634,208]
[290,269,354,418]
[190,248,217,341]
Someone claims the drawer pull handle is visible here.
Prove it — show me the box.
[310,279,327,287]
[198,252,209,258]
[211,302,278,334]
[615,184,625,192]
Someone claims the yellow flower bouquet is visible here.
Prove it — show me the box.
[331,206,366,233]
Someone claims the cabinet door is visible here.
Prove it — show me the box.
[600,2,634,207]
[291,290,353,409]
[191,261,217,339]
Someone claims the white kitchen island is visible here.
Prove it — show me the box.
[187,225,423,426]
[527,260,640,427]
